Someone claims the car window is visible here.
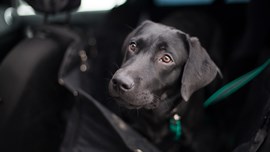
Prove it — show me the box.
[154,0,214,6]
[17,0,127,16]
[154,0,250,6]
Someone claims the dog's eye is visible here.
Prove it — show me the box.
[129,42,137,52]
[160,55,173,63]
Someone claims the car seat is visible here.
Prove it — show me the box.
[0,0,81,152]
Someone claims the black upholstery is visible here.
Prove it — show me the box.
[0,37,62,122]
[0,36,68,152]
[0,0,81,151]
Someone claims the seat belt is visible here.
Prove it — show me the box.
[204,58,270,108]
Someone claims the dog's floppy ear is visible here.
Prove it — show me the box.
[181,36,221,102]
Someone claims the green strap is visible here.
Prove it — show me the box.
[169,117,182,140]
[204,58,270,108]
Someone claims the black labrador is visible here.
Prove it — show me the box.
[109,20,220,152]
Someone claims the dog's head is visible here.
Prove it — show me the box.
[109,20,220,109]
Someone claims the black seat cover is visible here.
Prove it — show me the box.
[0,0,81,152]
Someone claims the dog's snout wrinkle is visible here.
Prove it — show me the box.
[112,74,135,92]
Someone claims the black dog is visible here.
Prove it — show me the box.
[109,20,220,152]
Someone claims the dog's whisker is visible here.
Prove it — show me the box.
[112,62,120,69]
[163,100,170,109]
[159,81,166,87]
[124,24,134,31]
[136,109,141,117]
[104,78,111,82]
[153,94,161,102]
[105,96,114,102]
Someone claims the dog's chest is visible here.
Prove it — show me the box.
[121,110,183,151]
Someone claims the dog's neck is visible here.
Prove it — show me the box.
[152,93,184,119]
[128,93,186,144]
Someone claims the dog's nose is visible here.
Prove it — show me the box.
[112,75,134,92]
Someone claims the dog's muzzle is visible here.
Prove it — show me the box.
[109,70,159,109]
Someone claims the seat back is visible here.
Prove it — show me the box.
[0,0,81,152]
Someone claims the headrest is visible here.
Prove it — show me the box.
[24,0,81,14]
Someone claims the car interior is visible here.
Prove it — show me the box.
[0,0,269,152]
